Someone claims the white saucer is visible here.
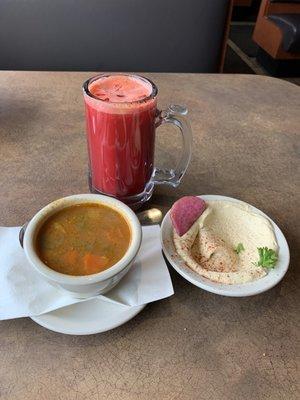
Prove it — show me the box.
[161,195,290,297]
[31,298,145,335]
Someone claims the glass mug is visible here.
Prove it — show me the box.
[83,74,192,209]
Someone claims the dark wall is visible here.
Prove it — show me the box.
[0,0,230,72]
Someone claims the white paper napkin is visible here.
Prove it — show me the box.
[0,225,173,320]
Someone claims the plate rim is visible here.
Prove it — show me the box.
[161,194,290,297]
[31,300,146,335]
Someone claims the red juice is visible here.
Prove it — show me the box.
[83,75,157,201]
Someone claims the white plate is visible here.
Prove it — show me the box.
[31,298,145,335]
[161,195,290,297]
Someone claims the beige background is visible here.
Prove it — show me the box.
[0,72,299,399]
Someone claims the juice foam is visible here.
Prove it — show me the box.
[89,75,153,103]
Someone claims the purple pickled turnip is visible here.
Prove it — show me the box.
[170,196,206,236]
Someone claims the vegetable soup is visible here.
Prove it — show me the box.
[36,203,131,276]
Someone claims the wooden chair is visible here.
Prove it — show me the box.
[253,0,300,60]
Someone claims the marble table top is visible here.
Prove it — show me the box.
[0,71,299,400]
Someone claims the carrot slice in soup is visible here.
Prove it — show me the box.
[83,253,109,274]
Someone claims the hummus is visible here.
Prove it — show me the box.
[173,200,278,284]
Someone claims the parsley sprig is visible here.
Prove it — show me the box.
[235,243,245,254]
[254,247,278,269]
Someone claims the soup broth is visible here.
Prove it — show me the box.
[36,203,131,276]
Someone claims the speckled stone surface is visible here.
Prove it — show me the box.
[0,72,299,400]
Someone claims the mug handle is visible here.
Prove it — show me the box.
[152,105,192,187]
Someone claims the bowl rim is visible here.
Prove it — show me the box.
[23,194,142,285]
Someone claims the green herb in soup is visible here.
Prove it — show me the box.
[36,203,131,276]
